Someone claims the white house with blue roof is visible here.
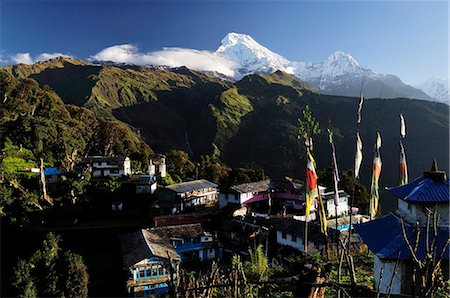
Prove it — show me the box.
[355,160,449,296]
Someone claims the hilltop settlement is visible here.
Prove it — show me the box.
[1,58,449,298]
[2,148,449,297]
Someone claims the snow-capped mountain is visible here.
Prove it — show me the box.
[214,33,432,100]
[216,33,293,77]
[81,32,437,101]
[416,77,449,103]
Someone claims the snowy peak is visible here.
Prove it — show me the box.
[216,32,290,78]
[220,32,259,48]
[416,77,449,103]
[326,51,360,70]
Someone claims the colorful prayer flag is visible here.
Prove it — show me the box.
[354,132,363,179]
[317,192,328,236]
[305,149,318,216]
[370,133,382,218]
[399,140,408,185]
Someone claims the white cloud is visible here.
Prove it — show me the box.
[11,53,34,64]
[90,44,236,77]
[35,53,72,62]
[9,52,72,65]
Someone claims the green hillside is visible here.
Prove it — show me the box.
[0,70,153,167]
[1,58,448,190]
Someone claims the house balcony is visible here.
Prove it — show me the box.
[126,275,170,288]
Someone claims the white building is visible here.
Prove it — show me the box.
[159,179,219,213]
[355,161,449,296]
[120,229,181,297]
[84,156,131,178]
[275,218,329,254]
[322,190,349,218]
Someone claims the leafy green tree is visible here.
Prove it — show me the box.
[166,149,195,181]
[198,155,230,184]
[12,233,89,298]
[63,169,91,204]
[12,259,37,298]
[60,251,89,298]
[298,105,321,150]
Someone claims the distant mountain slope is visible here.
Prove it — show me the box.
[204,71,449,187]
[416,77,449,103]
[1,59,447,188]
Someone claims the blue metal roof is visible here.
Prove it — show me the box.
[44,167,62,175]
[386,176,449,203]
[355,213,449,260]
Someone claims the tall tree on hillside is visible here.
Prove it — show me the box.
[12,233,89,298]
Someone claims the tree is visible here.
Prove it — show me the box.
[166,149,195,181]
[12,233,89,298]
[60,251,89,298]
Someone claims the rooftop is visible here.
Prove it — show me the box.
[165,179,218,194]
[386,160,449,204]
[83,156,128,164]
[230,179,271,194]
[151,223,207,240]
[43,167,62,175]
[120,229,180,268]
[355,213,449,260]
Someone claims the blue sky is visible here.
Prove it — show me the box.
[0,0,447,84]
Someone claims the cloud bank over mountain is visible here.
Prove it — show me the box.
[3,33,446,102]
[89,44,236,77]
[10,52,73,65]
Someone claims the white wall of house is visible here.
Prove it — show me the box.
[276,231,304,251]
[93,169,125,178]
[326,197,348,218]
[137,183,157,194]
[373,255,404,295]
[397,200,449,227]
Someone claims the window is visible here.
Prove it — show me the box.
[291,235,297,242]
[281,232,287,239]
[146,268,151,277]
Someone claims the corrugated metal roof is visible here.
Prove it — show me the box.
[119,229,181,268]
[44,167,62,175]
[386,176,449,203]
[355,213,449,260]
[230,179,271,194]
[166,179,218,193]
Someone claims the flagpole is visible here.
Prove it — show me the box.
[328,124,340,257]
[304,145,310,254]
[349,81,364,253]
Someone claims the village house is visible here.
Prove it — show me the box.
[126,155,166,194]
[128,174,157,194]
[355,160,449,296]
[83,156,132,178]
[150,223,222,263]
[274,218,336,253]
[321,190,349,218]
[43,167,63,193]
[157,179,218,214]
[219,218,266,256]
[220,179,336,218]
[120,229,181,297]
[219,179,306,213]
